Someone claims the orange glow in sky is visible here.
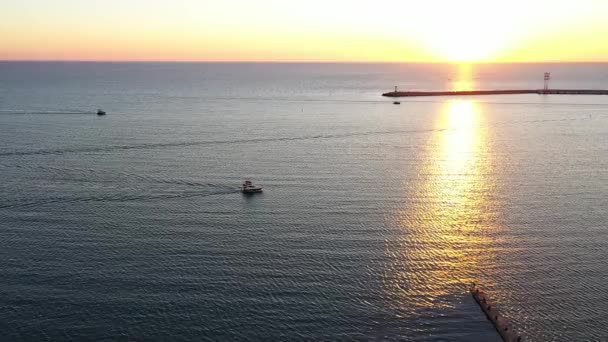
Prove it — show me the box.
[2,0,608,62]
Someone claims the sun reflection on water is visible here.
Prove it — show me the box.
[451,64,476,91]
[384,100,501,314]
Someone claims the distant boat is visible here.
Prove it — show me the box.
[241,180,263,194]
[393,101,401,105]
[97,109,106,115]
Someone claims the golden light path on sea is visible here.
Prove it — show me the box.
[384,99,502,315]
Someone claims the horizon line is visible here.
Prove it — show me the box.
[2,59,608,64]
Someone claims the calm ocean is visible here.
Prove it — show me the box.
[1,62,607,341]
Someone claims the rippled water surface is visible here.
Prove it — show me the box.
[1,62,608,341]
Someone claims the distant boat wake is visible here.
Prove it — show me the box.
[0,116,590,158]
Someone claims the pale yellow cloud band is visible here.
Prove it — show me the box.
[2,0,607,62]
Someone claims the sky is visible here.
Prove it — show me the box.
[2,0,608,62]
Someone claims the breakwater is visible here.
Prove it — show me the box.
[470,285,523,342]
[383,89,608,97]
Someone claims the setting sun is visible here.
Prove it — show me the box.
[412,2,516,62]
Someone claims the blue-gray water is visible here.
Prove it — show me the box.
[1,62,608,341]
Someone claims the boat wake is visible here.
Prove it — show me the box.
[0,189,238,210]
[0,109,94,115]
[0,164,239,210]
[0,164,235,189]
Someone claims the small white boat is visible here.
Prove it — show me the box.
[241,180,263,193]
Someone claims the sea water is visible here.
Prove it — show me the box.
[1,62,608,341]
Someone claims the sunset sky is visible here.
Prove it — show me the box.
[2,0,608,62]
